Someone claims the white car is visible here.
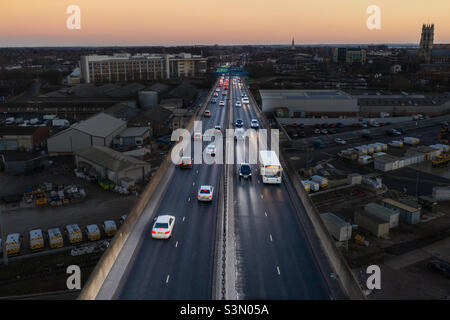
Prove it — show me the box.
[334,138,346,145]
[242,97,249,104]
[235,101,241,107]
[193,132,202,141]
[151,215,175,239]
[197,185,214,201]
[206,145,216,156]
[250,119,259,129]
[219,101,225,107]
[234,128,245,140]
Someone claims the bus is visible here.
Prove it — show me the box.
[259,150,282,184]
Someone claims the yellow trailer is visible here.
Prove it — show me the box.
[48,228,64,248]
[29,229,44,251]
[6,233,21,256]
[65,224,83,244]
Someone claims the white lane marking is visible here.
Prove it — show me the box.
[183,216,186,222]
[196,170,199,174]
[166,275,170,283]
[269,234,273,242]
[193,182,195,186]
[277,266,281,275]
[264,211,267,217]
[258,179,260,184]
[175,241,178,248]
[188,197,191,202]
[260,194,264,199]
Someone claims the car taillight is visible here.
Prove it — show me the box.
[165,231,170,234]
[152,230,156,234]
[198,195,201,198]
[209,195,212,198]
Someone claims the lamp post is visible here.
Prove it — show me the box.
[0,207,8,265]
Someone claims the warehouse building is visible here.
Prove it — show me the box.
[47,113,126,155]
[75,146,151,184]
[113,127,151,148]
[259,90,359,115]
[0,126,50,151]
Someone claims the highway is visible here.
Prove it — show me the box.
[230,77,331,299]
[115,82,227,299]
[110,75,333,300]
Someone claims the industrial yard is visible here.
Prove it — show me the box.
[284,121,450,299]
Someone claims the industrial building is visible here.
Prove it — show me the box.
[0,126,50,151]
[260,89,450,117]
[80,53,208,83]
[75,146,151,185]
[354,211,390,238]
[259,90,359,115]
[47,112,126,155]
[113,127,151,148]
[332,48,367,64]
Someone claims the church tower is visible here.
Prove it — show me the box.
[418,24,434,63]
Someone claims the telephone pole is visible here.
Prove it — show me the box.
[0,207,8,265]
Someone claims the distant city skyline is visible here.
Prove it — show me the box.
[1,0,450,47]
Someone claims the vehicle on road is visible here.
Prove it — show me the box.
[206,145,216,156]
[314,128,321,134]
[242,97,249,104]
[259,150,282,184]
[193,132,202,141]
[152,215,175,239]
[321,129,328,134]
[234,128,245,140]
[235,119,243,127]
[427,259,450,278]
[222,91,227,96]
[314,140,325,149]
[179,156,193,169]
[235,101,241,107]
[239,163,252,179]
[211,98,217,104]
[250,119,259,129]
[214,125,222,133]
[203,110,211,117]
[213,92,218,97]
[334,138,347,145]
[197,185,214,201]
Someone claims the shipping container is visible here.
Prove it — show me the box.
[355,211,390,238]
[103,220,118,237]
[5,233,21,256]
[301,180,311,193]
[320,213,352,241]
[381,198,421,225]
[364,203,399,228]
[311,175,328,188]
[432,186,450,201]
[85,224,101,241]
[308,180,320,192]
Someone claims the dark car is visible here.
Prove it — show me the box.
[427,260,450,278]
[211,98,217,104]
[395,128,405,134]
[362,133,373,140]
[235,119,244,127]
[239,163,252,179]
[337,122,344,128]
[328,128,337,134]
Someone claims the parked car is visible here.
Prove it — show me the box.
[427,260,450,278]
[334,138,346,145]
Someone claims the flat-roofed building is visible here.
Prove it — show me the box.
[259,89,359,116]
[0,126,50,151]
[80,53,207,83]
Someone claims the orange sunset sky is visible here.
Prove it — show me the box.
[0,0,449,46]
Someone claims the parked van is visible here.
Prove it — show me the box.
[85,224,101,241]
[29,229,44,251]
[6,233,21,256]
[5,117,15,125]
[65,224,83,244]
[48,228,64,248]
[301,180,311,193]
[103,220,118,237]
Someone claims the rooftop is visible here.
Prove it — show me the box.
[71,112,126,137]
[0,126,42,136]
[259,89,354,100]
[76,146,149,172]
